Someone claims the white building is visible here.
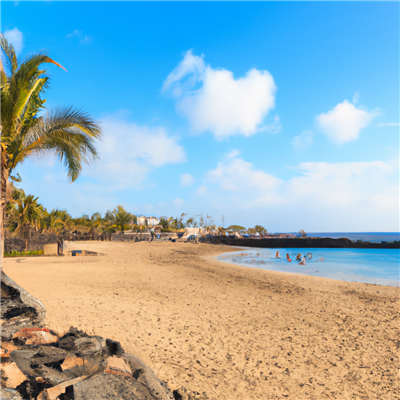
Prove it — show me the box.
[137,215,147,226]
[137,215,159,227]
[147,216,159,226]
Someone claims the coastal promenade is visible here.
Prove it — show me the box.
[3,241,399,399]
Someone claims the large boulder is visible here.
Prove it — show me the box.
[1,271,46,340]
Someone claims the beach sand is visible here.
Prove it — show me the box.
[3,241,399,399]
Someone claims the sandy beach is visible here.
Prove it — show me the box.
[3,241,399,400]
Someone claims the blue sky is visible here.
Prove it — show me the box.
[2,1,399,232]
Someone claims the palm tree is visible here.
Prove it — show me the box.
[0,35,102,252]
[42,208,71,234]
[105,206,134,232]
[7,191,44,236]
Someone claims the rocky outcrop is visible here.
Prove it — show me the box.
[1,325,176,399]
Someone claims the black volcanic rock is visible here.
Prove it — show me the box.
[202,236,400,249]
[1,271,46,340]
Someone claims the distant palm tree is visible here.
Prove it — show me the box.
[7,191,44,236]
[105,206,134,232]
[0,34,102,252]
[40,208,71,233]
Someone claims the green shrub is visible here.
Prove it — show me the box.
[4,249,44,257]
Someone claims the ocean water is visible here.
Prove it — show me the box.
[217,248,400,287]
[303,232,400,243]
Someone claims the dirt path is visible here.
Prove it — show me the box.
[3,241,399,399]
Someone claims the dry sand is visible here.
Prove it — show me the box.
[3,241,399,399]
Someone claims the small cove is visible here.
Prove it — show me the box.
[217,247,400,287]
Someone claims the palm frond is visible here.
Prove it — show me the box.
[11,107,101,181]
[0,34,18,75]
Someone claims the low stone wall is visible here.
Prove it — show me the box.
[60,234,112,242]
[4,234,58,253]
[112,232,180,242]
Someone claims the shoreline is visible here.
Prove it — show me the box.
[213,247,400,288]
[3,241,399,399]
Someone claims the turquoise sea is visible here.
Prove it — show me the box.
[217,247,400,287]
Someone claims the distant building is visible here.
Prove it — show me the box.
[137,215,160,227]
[147,216,159,226]
[137,215,147,226]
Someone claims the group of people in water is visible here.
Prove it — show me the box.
[276,251,323,265]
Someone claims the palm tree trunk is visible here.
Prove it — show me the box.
[1,146,9,259]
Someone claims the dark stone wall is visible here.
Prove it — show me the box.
[201,237,400,249]
[60,234,112,242]
[112,233,150,242]
[111,232,178,242]
[4,234,58,253]
[4,238,26,253]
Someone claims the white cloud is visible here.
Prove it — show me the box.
[84,116,186,189]
[225,149,241,159]
[180,173,194,187]
[197,186,207,195]
[286,161,396,209]
[4,28,23,55]
[377,122,399,127]
[66,29,93,45]
[259,115,282,134]
[352,92,359,103]
[163,50,277,140]
[202,152,399,231]
[207,152,282,194]
[316,100,378,144]
[292,130,314,149]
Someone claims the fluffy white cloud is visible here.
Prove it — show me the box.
[316,100,378,144]
[203,152,399,231]
[4,27,23,54]
[163,50,277,140]
[180,173,194,187]
[84,116,186,189]
[292,130,314,149]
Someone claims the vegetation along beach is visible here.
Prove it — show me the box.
[1,2,399,399]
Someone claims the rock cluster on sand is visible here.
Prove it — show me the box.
[1,272,208,400]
